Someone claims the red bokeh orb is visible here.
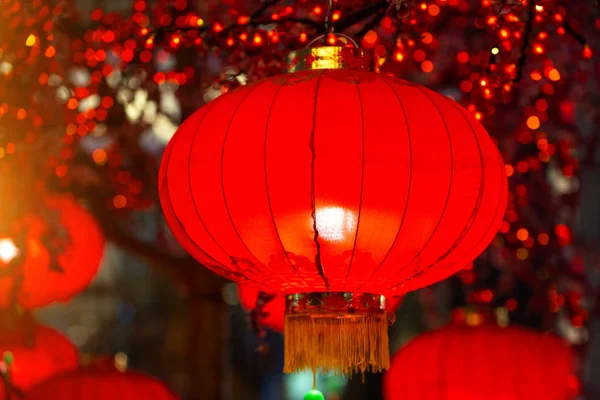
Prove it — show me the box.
[0,322,78,398]
[0,194,105,309]
[384,323,577,399]
[24,365,180,400]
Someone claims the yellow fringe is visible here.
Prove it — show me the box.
[283,312,390,376]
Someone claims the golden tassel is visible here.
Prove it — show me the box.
[283,311,390,376]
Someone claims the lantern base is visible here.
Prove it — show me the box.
[283,292,390,376]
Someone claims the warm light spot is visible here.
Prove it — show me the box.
[213,22,224,32]
[421,60,434,73]
[226,37,234,46]
[253,34,262,45]
[420,3,427,11]
[474,111,483,121]
[326,34,336,45]
[527,116,540,130]
[26,34,36,46]
[394,52,404,62]
[315,207,355,242]
[0,238,19,263]
[413,49,426,62]
[313,6,322,15]
[428,4,440,16]
[491,47,499,55]
[583,45,592,59]
[54,165,68,177]
[299,33,308,43]
[92,149,107,165]
[538,233,550,245]
[332,11,341,21]
[481,290,493,303]
[487,16,497,25]
[547,68,560,81]
[237,15,249,25]
[479,78,488,87]
[505,299,517,311]
[67,98,79,110]
[466,312,482,326]
[457,51,469,63]
[45,46,56,57]
[535,4,544,12]
[533,44,544,54]
[530,71,542,81]
[421,32,433,44]
[363,30,378,47]
[499,29,509,39]
[516,228,529,241]
[516,248,528,260]
[505,164,514,177]
[197,18,204,27]
[113,195,127,209]
[17,109,27,120]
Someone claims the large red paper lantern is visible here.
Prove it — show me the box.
[0,322,78,399]
[159,44,507,375]
[384,322,577,399]
[23,365,180,400]
[238,283,404,334]
[0,194,105,309]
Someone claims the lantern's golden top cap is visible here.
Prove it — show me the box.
[286,35,373,73]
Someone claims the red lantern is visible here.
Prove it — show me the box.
[0,194,105,309]
[23,365,180,400]
[159,44,507,375]
[238,283,403,334]
[0,322,78,399]
[384,322,577,399]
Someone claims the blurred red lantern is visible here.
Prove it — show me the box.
[238,283,404,334]
[0,194,105,309]
[24,364,180,400]
[160,45,507,375]
[384,322,577,399]
[0,321,78,399]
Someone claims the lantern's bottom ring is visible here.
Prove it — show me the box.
[283,292,390,376]
[285,292,386,314]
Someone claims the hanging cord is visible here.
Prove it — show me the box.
[324,0,335,34]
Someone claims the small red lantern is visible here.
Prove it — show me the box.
[238,283,403,334]
[23,364,180,400]
[0,322,78,399]
[384,321,577,399]
[160,41,507,375]
[0,194,105,309]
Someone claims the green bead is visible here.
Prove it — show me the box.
[3,352,13,365]
[304,389,325,400]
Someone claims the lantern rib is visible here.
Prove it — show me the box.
[427,106,507,277]
[220,81,290,284]
[432,154,507,281]
[386,94,487,290]
[184,96,247,275]
[309,71,330,291]
[353,77,413,294]
[342,71,366,292]
[386,86,454,284]
[263,77,311,289]
[162,120,237,275]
